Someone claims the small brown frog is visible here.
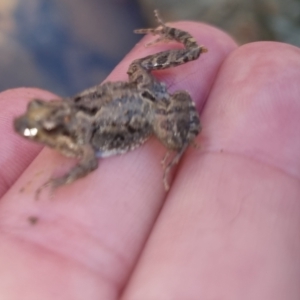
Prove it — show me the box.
[14,10,207,194]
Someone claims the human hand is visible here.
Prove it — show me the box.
[0,21,299,299]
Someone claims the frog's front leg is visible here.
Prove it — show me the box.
[153,90,201,190]
[36,144,98,198]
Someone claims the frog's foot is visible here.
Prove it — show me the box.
[36,174,77,200]
[163,153,180,191]
[134,10,166,35]
[162,144,188,191]
[35,178,58,200]
[161,151,171,169]
[153,9,166,28]
[134,10,174,47]
[35,172,83,200]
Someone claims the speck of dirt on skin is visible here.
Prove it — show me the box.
[28,216,39,225]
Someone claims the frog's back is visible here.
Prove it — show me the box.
[87,90,154,157]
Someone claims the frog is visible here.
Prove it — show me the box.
[14,10,207,195]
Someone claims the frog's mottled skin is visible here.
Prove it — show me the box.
[14,10,207,193]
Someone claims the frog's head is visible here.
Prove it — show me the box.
[14,99,73,145]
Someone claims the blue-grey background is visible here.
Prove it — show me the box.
[0,0,144,96]
[1,0,300,97]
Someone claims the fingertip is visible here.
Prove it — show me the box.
[201,40,300,177]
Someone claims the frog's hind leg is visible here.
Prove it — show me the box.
[133,10,207,71]
[153,91,201,190]
[128,10,207,89]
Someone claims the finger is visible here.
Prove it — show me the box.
[122,43,300,299]
[0,22,236,298]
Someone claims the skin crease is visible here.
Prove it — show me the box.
[1,20,300,299]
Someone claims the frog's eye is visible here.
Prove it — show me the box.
[43,120,57,131]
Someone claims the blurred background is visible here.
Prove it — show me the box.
[0,0,300,96]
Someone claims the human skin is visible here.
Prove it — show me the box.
[0,21,300,299]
